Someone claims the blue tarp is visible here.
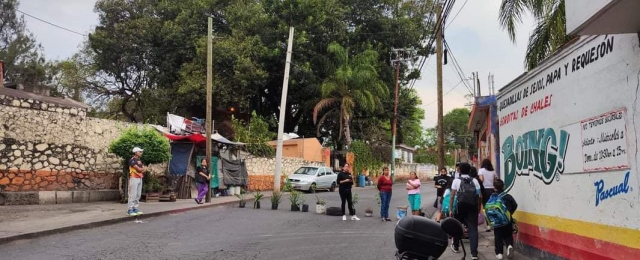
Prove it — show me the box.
[169,142,194,175]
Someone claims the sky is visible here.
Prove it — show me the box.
[19,0,535,129]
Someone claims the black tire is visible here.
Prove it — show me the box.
[326,206,342,216]
[329,182,336,192]
[309,183,317,193]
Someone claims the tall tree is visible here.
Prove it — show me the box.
[441,108,474,152]
[499,0,572,70]
[313,42,387,147]
[0,0,46,85]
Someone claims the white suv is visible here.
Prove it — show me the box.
[288,166,337,193]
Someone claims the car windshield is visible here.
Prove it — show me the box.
[293,167,318,175]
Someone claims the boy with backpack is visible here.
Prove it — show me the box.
[485,179,518,259]
[448,162,482,260]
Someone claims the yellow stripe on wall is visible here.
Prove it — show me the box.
[514,211,640,250]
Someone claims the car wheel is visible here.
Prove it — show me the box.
[329,182,336,192]
[309,183,317,193]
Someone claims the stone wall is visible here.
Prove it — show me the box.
[0,94,133,196]
[243,157,325,191]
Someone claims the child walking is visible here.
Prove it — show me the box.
[491,179,518,259]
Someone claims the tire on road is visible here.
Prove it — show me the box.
[326,206,342,216]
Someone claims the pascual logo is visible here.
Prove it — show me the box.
[594,171,632,207]
[501,128,570,192]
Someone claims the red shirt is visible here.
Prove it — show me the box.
[377,175,393,192]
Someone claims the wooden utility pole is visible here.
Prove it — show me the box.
[391,62,400,179]
[205,17,213,203]
[274,27,295,192]
[436,3,445,170]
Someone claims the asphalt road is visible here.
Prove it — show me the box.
[1,184,439,260]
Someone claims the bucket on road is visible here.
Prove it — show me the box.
[358,175,365,187]
[397,206,408,220]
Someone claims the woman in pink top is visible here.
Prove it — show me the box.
[406,171,421,216]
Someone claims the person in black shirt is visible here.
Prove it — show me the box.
[433,167,451,222]
[336,163,360,221]
[194,158,211,204]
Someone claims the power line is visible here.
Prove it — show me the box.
[422,79,466,106]
[446,0,469,29]
[17,10,87,37]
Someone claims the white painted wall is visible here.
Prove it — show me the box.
[497,34,640,230]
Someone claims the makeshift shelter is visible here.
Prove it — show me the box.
[153,114,248,199]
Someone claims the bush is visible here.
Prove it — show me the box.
[349,140,384,176]
[109,126,171,165]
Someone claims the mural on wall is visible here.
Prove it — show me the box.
[501,128,570,192]
[593,171,632,207]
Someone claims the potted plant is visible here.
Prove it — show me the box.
[271,191,282,210]
[289,190,301,211]
[365,207,373,217]
[235,188,247,208]
[299,193,309,212]
[315,195,326,214]
[253,190,264,209]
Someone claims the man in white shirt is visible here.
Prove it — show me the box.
[448,162,482,260]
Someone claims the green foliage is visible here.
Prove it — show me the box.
[352,192,359,205]
[271,191,283,205]
[349,140,384,177]
[441,108,475,153]
[414,149,455,166]
[289,190,302,205]
[498,0,572,70]
[315,195,326,205]
[142,174,164,194]
[231,111,276,157]
[0,0,47,85]
[108,126,171,165]
[282,174,294,192]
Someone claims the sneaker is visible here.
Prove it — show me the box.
[507,245,514,256]
[342,215,347,221]
[450,244,459,253]
[127,209,135,216]
[472,256,478,260]
[496,254,503,259]
[381,218,386,222]
[133,208,143,216]
[385,218,392,222]
[351,215,361,221]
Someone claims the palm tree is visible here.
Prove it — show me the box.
[313,42,388,147]
[499,0,574,70]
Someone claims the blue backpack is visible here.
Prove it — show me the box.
[485,193,511,228]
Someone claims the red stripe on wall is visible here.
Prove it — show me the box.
[518,222,640,259]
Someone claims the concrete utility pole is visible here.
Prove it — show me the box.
[274,27,295,192]
[436,3,445,170]
[476,71,481,96]
[390,47,417,180]
[205,17,213,203]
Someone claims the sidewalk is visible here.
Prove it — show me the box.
[0,192,272,245]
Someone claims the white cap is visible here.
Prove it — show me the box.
[132,147,144,153]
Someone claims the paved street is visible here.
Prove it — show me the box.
[0,184,528,260]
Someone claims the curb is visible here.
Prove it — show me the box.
[0,196,265,245]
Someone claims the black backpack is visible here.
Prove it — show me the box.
[457,177,478,208]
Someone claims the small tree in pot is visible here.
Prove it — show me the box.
[289,190,301,211]
[299,193,309,212]
[253,190,264,209]
[315,195,326,214]
[271,191,282,210]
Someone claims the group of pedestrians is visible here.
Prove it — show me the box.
[435,160,518,260]
[336,163,423,222]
